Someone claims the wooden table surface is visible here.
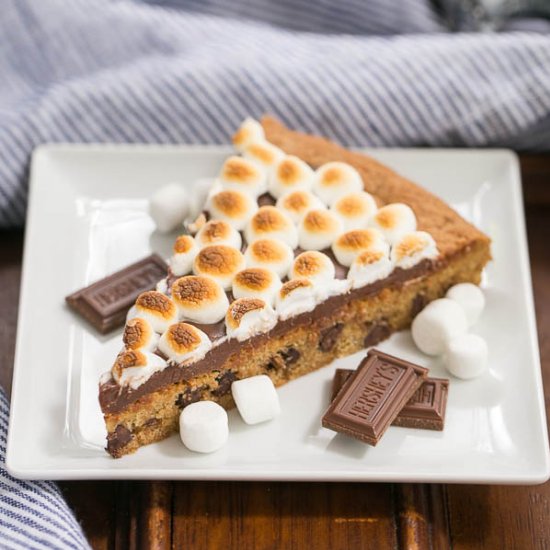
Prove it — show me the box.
[1,155,549,550]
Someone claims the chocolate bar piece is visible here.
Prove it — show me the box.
[332,368,448,431]
[322,349,428,445]
[66,254,166,334]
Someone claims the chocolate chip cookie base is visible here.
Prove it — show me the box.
[104,241,488,458]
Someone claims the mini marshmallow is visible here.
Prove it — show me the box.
[268,156,314,199]
[195,220,242,250]
[244,238,294,278]
[348,249,394,289]
[391,231,438,270]
[149,182,189,233]
[225,298,277,341]
[158,322,212,364]
[276,278,318,320]
[186,178,217,224]
[331,191,378,231]
[332,228,388,267]
[290,251,335,285]
[244,140,285,172]
[169,234,199,276]
[180,401,229,453]
[112,350,167,390]
[232,118,265,152]
[231,375,281,425]
[371,203,417,244]
[232,267,282,307]
[123,317,159,352]
[298,209,343,251]
[245,206,298,249]
[445,333,488,379]
[135,291,178,333]
[446,283,485,327]
[193,244,245,290]
[411,298,468,356]
[156,278,168,294]
[219,156,266,197]
[206,189,258,231]
[312,162,363,205]
[275,190,326,224]
[171,275,229,324]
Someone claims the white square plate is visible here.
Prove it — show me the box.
[6,145,550,483]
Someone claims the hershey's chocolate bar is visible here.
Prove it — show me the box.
[322,349,428,445]
[332,368,448,431]
[66,254,166,334]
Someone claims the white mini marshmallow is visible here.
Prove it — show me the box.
[298,209,343,251]
[112,350,167,390]
[371,203,417,244]
[135,291,179,333]
[158,322,212,364]
[275,190,326,224]
[171,275,229,324]
[276,279,318,320]
[331,191,378,231]
[446,283,485,327]
[348,250,394,289]
[206,189,258,231]
[391,231,439,270]
[312,162,363,205]
[411,298,468,356]
[193,244,245,290]
[186,178,216,224]
[195,220,242,250]
[268,156,314,199]
[149,182,189,233]
[179,401,229,453]
[219,156,266,197]
[244,140,285,172]
[332,228,389,267]
[232,267,282,307]
[232,118,265,152]
[445,333,488,379]
[231,375,281,425]
[225,298,277,341]
[245,206,298,249]
[290,251,335,285]
[244,238,294,278]
[123,317,159,352]
[169,235,199,276]
[156,278,168,294]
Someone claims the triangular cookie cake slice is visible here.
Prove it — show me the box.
[99,117,491,458]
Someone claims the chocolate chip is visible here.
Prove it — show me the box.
[319,323,344,352]
[143,417,161,428]
[175,386,204,409]
[363,320,391,348]
[212,370,238,397]
[106,424,133,454]
[280,347,300,365]
[411,293,427,318]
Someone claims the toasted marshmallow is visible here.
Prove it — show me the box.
[348,249,393,289]
[219,156,266,197]
[171,275,229,324]
[123,318,159,352]
[193,245,245,290]
[290,251,335,285]
[298,209,343,251]
[312,162,363,205]
[135,291,178,333]
[244,206,298,248]
[112,350,167,390]
[207,189,258,231]
[244,140,285,172]
[232,118,264,152]
[331,191,377,231]
[268,156,314,199]
[275,190,326,224]
[196,219,242,249]
[371,203,416,244]
[276,279,319,320]
[169,234,199,276]
[225,298,277,341]
[158,322,212,364]
[232,267,282,307]
[391,231,438,269]
[244,238,294,278]
[332,228,389,267]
